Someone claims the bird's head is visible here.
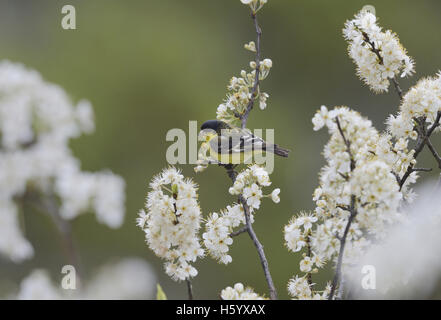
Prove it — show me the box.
[199,120,221,142]
[200,120,224,132]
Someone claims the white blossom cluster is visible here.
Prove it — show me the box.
[387,72,441,139]
[203,165,279,264]
[287,275,331,300]
[216,59,272,126]
[220,283,266,300]
[203,204,247,264]
[286,106,409,299]
[13,258,156,300]
[137,167,204,281]
[0,61,125,263]
[229,164,279,209]
[343,10,414,92]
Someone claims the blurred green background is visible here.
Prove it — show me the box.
[1,0,441,299]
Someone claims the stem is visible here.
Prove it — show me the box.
[240,196,278,300]
[230,226,248,237]
[241,12,262,129]
[219,7,277,300]
[391,77,403,102]
[329,196,357,300]
[186,279,193,300]
[399,112,441,189]
[328,118,357,300]
[362,31,403,102]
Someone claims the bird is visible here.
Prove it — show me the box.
[199,119,290,164]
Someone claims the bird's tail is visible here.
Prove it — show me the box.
[264,144,290,158]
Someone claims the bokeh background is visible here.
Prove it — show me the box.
[1,0,441,299]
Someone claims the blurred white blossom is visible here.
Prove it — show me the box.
[15,258,156,300]
[0,61,126,262]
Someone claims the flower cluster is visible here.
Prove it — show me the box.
[343,10,414,92]
[216,59,272,126]
[287,275,331,300]
[286,106,408,299]
[137,167,204,281]
[388,72,441,139]
[221,283,266,300]
[215,1,272,127]
[203,165,279,264]
[0,61,125,263]
[202,204,247,264]
[229,164,279,210]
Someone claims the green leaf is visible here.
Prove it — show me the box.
[156,283,167,300]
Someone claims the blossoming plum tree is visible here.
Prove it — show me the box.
[284,8,441,300]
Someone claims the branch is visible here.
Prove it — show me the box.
[217,8,277,301]
[240,195,278,300]
[336,116,355,171]
[241,12,262,129]
[230,226,247,237]
[400,112,441,189]
[329,195,357,300]
[221,163,277,299]
[427,139,441,169]
[186,279,193,300]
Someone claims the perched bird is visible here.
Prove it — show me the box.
[199,120,290,164]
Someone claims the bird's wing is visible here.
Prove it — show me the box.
[210,128,266,154]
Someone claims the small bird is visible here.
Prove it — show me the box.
[199,120,290,164]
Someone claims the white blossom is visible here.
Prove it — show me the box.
[0,61,126,262]
[221,283,266,300]
[137,167,204,281]
[343,10,414,92]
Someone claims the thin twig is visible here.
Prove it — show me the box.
[362,31,403,102]
[186,279,193,300]
[230,226,248,237]
[336,116,355,170]
[241,12,262,129]
[391,77,404,102]
[427,139,441,169]
[399,113,441,189]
